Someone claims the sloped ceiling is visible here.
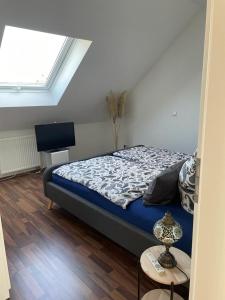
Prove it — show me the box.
[0,0,203,130]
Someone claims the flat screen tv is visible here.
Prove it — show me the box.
[35,122,75,152]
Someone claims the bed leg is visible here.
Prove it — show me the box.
[48,200,54,210]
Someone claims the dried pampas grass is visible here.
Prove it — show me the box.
[106,90,128,150]
[118,90,127,118]
[106,91,118,122]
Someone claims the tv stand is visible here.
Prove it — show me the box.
[41,149,69,168]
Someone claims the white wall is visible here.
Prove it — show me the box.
[0,0,200,130]
[70,121,114,160]
[0,11,205,176]
[123,11,205,154]
[0,121,113,176]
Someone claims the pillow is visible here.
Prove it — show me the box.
[193,148,198,157]
[143,160,185,206]
[178,156,196,214]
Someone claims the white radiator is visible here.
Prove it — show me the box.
[0,135,40,175]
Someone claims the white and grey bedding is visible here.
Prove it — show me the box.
[113,146,189,169]
[53,156,162,209]
[53,146,190,209]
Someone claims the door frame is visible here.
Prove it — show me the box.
[189,0,225,299]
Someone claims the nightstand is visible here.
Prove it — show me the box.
[138,245,191,300]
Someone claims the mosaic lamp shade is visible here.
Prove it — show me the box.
[153,211,183,268]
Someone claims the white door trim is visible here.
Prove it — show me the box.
[189,0,225,299]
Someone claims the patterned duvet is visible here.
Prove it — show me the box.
[113,146,189,169]
[53,146,189,209]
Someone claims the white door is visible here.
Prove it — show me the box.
[189,0,225,299]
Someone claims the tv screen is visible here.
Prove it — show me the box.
[35,122,75,152]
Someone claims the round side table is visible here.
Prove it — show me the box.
[138,246,191,300]
[142,289,183,300]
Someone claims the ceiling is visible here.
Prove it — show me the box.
[0,0,203,130]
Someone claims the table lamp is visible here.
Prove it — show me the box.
[153,211,183,268]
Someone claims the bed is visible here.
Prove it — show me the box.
[43,146,193,256]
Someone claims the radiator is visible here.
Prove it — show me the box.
[0,135,40,175]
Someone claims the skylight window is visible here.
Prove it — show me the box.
[0,26,92,107]
[0,26,73,89]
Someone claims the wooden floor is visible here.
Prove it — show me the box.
[0,173,188,300]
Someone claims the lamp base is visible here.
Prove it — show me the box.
[158,247,177,269]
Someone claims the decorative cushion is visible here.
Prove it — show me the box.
[193,148,198,157]
[143,161,185,206]
[178,156,196,214]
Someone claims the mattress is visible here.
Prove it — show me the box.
[52,174,193,255]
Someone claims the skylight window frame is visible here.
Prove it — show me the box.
[0,33,74,92]
[42,37,74,90]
